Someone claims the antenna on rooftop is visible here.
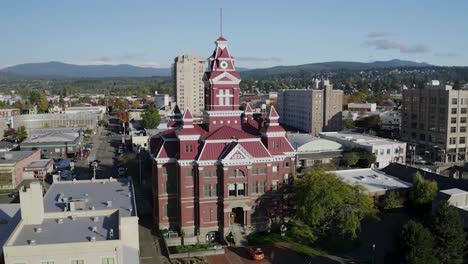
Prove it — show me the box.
[220,8,223,37]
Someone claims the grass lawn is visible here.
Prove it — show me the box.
[0,189,13,194]
[289,243,328,257]
[247,232,330,257]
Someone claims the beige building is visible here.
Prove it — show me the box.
[2,179,139,264]
[173,54,206,117]
[277,79,343,136]
[402,80,468,163]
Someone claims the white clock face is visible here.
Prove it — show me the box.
[220,61,228,69]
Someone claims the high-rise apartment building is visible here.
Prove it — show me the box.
[173,55,206,117]
[277,80,343,136]
[401,80,468,163]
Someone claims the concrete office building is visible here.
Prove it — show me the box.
[2,179,139,264]
[402,80,468,163]
[173,54,206,117]
[320,131,406,169]
[277,79,343,136]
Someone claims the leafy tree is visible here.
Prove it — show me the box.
[289,218,316,244]
[429,202,465,264]
[3,128,16,139]
[38,93,49,113]
[409,172,438,207]
[399,220,436,264]
[292,169,377,241]
[142,105,161,129]
[381,191,404,210]
[16,126,27,142]
[343,113,355,130]
[343,152,359,167]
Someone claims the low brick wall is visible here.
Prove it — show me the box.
[169,247,225,259]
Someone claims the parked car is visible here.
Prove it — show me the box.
[247,247,265,261]
[118,167,126,177]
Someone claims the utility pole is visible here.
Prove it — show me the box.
[138,147,142,184]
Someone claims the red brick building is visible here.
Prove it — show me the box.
[151,35,295,240]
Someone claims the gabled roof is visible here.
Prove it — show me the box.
[156,141,179,159]
[216,36,227,42]
[205,126,255,141]
[183,108,193,120]
[244,103,253,115]
[197,142,229,161]
[267,106,279,120]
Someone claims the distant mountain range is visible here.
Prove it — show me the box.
[241,59,432,77]
[0,59,432,79]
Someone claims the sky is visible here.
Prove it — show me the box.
[1,0,467,69]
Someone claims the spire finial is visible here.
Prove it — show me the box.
[220,8,223,37]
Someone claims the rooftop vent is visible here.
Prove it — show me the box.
[92,217,99,222]
[34,227,42,233]
[70,215,77,221]
[90,206,95,210]
[127,193,131,198]
[92,226,98,232]
[90,236,96,242]
[57,219,63,224]
[28,239,36,245]
[109,228,114,240]
[106,201,112,208]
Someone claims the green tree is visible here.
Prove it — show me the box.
[399,220,436,264]
[142,105,161,129]
[429,202,465,264]
[343,113,355,130]
[343,151,359,167]
[409,172,438,207]
[381,191,404,210]
[292,169,377,241]
[16,126,27,142]
[38,93,49,113]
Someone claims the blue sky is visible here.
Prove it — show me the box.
[1,0,467,69]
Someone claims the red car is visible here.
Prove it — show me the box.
[248,247,265,261]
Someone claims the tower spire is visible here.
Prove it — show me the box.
[220,8,223,37]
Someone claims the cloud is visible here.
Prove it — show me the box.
[236,56,282,62]
[365,39,430,53]
[434,52,458,58]
[92,56,113,63]
[367,32,391,38]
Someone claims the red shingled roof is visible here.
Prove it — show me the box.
[267,106,279,120]
[216,36,227,42]
[244,103,253,114]
[183,108,193,120]
[156,141,179,159]
[198,142,229,160]
[205,126,255,140]
[239,141,271,158]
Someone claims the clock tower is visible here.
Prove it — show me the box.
[203,36,243,131]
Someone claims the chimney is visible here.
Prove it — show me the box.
[19,182,44,225]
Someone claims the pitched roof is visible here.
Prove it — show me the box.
[205,126,256,140]
[156,141,179,159]
[244,103,253,114]
[198,142,229,161]
[216,36,227,42]
[183,108,193,120]
[267,106,279,120]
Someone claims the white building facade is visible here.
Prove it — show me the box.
[320,131,406,168]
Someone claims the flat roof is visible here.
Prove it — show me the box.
[0,150,37,164]
[22,128,81,144]
[332,168,412,194]
[43,179,136,217]
[440,188,468,196]
[320,131,406,147]
[0,204,21,255]
[12,211,119,246]
[24,159,53,170]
